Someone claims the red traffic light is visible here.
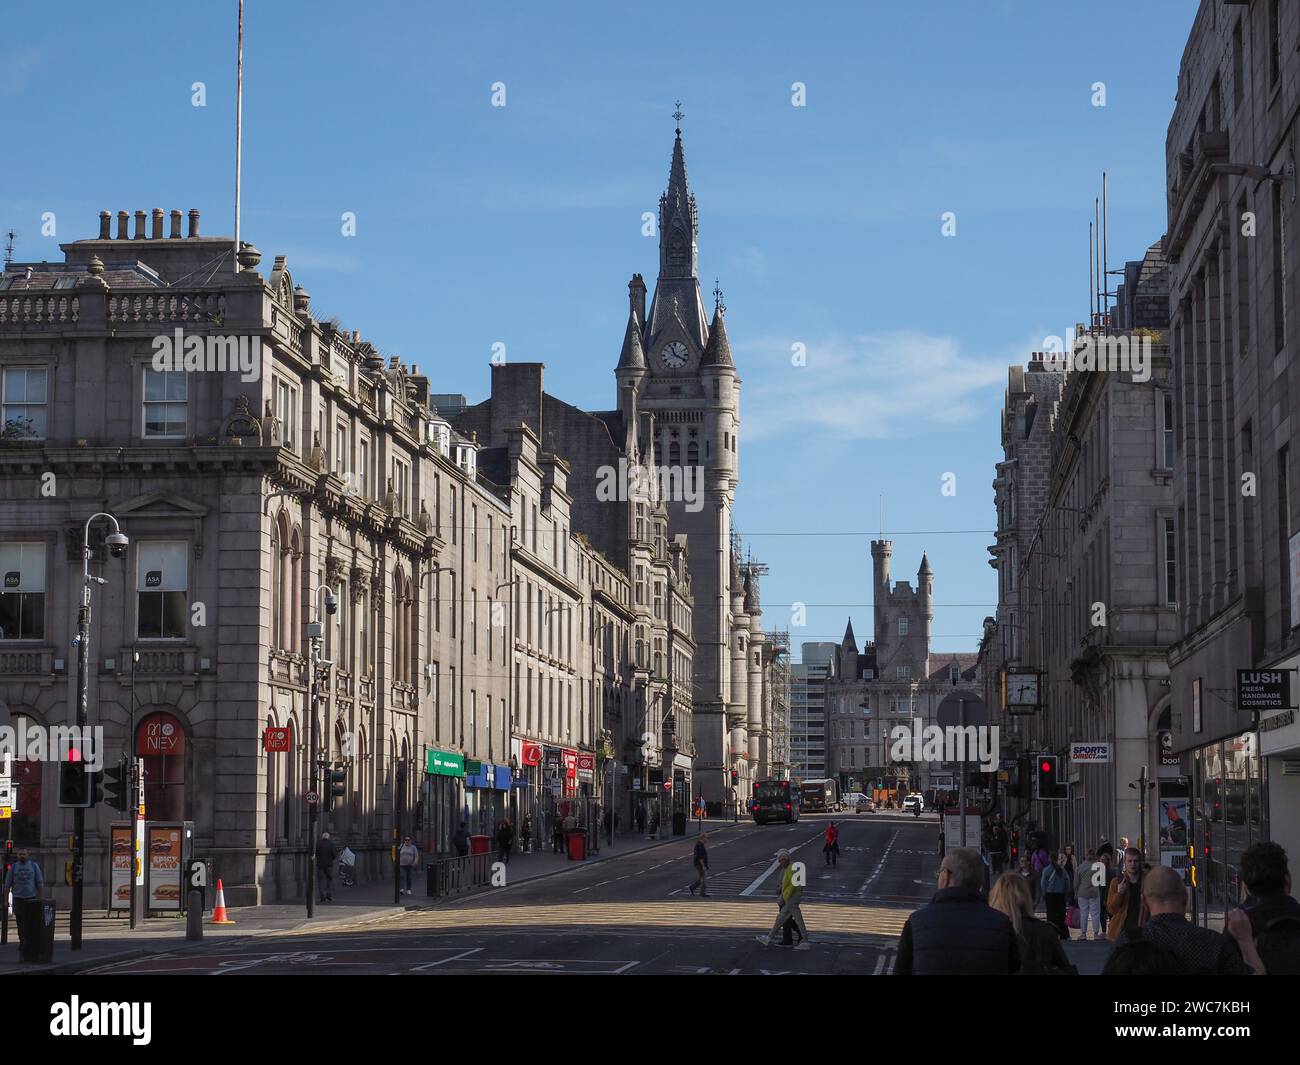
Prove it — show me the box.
[66,747,83,763]
[1040,760,1052,773]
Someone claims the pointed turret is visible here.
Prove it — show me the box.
[701,304,734,369]
[617,309,646,371]
[841,617,857,652]
[919,553,932,576]
[647,119,709,353]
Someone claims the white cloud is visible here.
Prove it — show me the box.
[741,330,1008,441]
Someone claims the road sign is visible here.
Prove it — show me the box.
[306,791,319,805]
[0,807,10,820]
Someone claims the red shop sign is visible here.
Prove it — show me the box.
[264,727,292,753]
[521,742,543,767]
[137,714,184,756]
[576,753,595,773]
[562,750,578,780]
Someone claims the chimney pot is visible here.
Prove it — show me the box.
[117,211,130,240]
[187,209,200,238]
[133,210,147,240]
[151,208,164,240]
[98,211,111,240]
[169,210,182,239]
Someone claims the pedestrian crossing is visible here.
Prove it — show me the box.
[296,899,911,943]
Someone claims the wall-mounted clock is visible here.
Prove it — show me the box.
[659,341,689,368]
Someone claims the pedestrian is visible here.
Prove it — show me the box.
[989,871,1076,975]
[648,809,660,838]
[1040,851,1071,939]
[3,848,44,957]
[496,818,514,864]
[1105,846,1148,941]
[986,816,1009,878]
[1102,866,1264,975]
[757,849,811,950]
[1018,853,1040,908]
[894,848,1020,975]
[452,821,470,858]
[689,832,709,897]
[635,805,646,835]
[823,821,839,866]
[398,835,419,895]
[315,831,336,902]
[1062,843,1077,904]
[1235,840,1300,974]
[521,815,532,854]
[1073,849,1103,941]
[1096,844,1116,935]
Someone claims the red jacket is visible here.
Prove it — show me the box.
[824,825,838,846]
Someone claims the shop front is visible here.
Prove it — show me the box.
[1257,660,1300,899]
[464,759,510,835]
[422,747,464,856]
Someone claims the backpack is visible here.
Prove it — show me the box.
[1102,927,1189,975]
[1254,913,1300,975]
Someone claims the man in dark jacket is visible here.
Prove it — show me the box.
[1235,840,1300,974]
[452,822,470,857]
[895,847,1020,975]
[689,832,709,896]
[314,832,336,902]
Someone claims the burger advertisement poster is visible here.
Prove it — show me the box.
[147,825,183,910]
[109,824,133,911]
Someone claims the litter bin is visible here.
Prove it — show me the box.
[672,811,687,836]
[469,834,490,856]
[17,898,55,964]
[565,831,587,861]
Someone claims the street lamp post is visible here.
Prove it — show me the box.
[305,583,338,920]
[72,513,129,951]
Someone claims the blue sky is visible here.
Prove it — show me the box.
[3,0,1196,658]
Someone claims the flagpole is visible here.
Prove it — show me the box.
[234,0,244,266]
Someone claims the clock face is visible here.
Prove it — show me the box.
[659,341,689,368]
[1006,672,1039,707]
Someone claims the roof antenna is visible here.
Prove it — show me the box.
[3,230,14,266]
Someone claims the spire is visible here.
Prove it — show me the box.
[919,552,932,575]
[658,109,699,281]
[702,303,733,368]
[617,309,646,371]
[743,570,760,615]
[841,617,857,650]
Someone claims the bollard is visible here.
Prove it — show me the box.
[185,890,204,941]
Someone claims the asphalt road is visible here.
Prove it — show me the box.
[85,812,942,976]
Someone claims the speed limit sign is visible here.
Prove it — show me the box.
[306,791,319,805]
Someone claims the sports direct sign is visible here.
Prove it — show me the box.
[1069,742,1112,764]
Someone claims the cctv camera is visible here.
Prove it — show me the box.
[106,531,129,558]
[324,589,338,616]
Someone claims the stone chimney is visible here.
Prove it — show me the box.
[187,209,200,238]
[98,211,111,240]
[151,209,164,239]
[170,210,182,239]
[133,211,146,240]
[116,211,129,240]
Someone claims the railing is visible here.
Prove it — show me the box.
[426,853,493,898]
[107,291,227,324]
[124,646,197,674]
[0,295,79,326]
[0,647,55,675]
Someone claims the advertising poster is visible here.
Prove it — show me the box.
[109,824,133,911]
[1159,796,1191,874]
[147,824,183,910]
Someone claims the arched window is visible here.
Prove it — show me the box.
[668,441,681,466]
[686,442,699,466]
[136,711,187,821]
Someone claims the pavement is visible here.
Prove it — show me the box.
[0,822,723,975]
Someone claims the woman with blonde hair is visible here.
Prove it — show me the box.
[989,872,1076,975]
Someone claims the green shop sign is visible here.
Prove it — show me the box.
[426,749,465,778]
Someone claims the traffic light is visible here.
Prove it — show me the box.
[103,757,132,813]
[730,769,738,787]
[57,749,92,808]
[1035,754,1067,800]
[327,764,347,811]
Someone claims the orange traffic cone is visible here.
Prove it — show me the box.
[210,879,235,924]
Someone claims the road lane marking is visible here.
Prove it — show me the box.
[410,947,484,970]
[872,955,886,975]
[859,830,901,896]
[740,831,820,896]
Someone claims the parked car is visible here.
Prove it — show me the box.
[855,796,876,813]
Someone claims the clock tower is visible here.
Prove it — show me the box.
[614,115,744,805]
